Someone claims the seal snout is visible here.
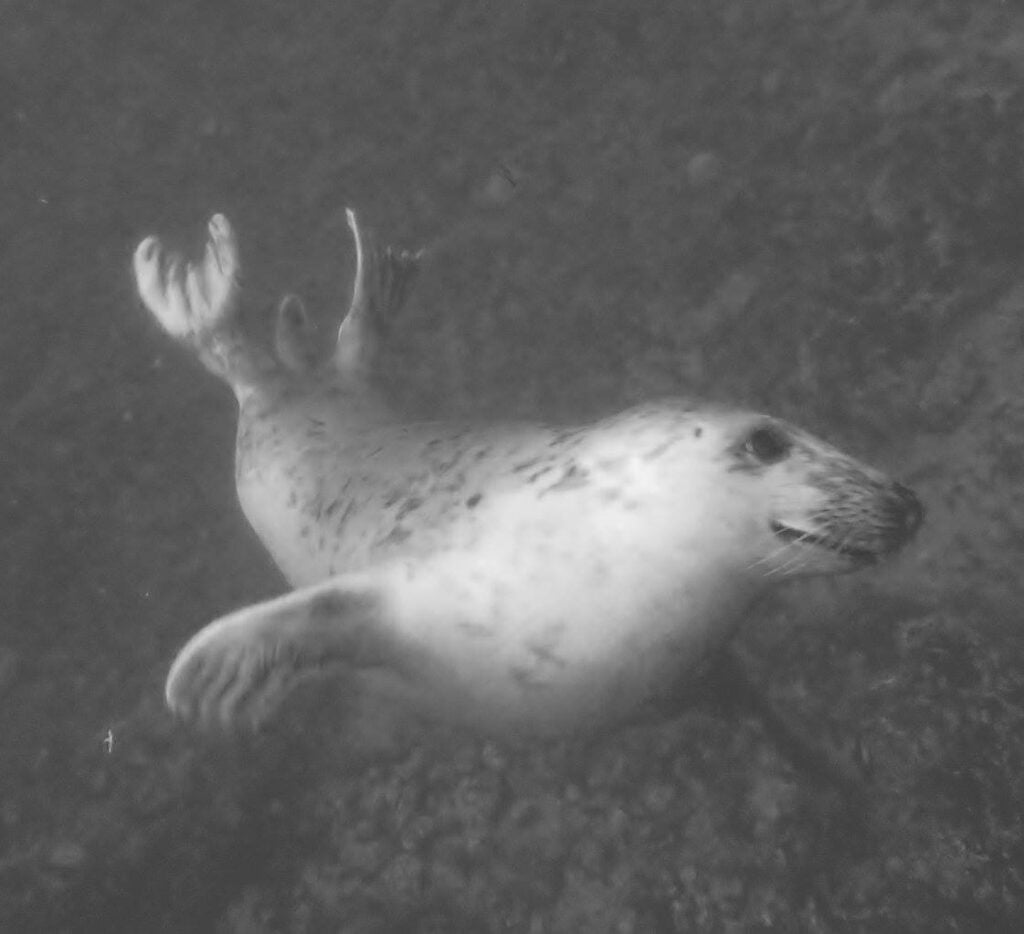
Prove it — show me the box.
[767,473,924,571]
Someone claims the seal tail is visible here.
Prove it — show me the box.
[133,214,275,402]
[332,208,423,383]
[165,578,403,730]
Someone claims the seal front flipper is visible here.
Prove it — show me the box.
[165,579,398,730]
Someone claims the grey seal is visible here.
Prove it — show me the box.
[132,211,922,736]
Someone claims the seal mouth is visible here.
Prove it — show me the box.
[770,522,878,564]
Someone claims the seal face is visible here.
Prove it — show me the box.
[133,211,923,736]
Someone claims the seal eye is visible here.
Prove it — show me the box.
[743,425,791,465]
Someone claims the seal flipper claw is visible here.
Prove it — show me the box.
[166,580,396,730]
[333,208,423,381]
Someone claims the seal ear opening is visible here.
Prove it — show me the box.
[333,208,423,382]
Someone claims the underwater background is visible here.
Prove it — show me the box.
[3,1,1024,930]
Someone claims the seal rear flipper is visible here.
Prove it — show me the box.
[165,579,398,731]
[133,214,277,397]
[134,214,240,343]
[333,208,423,381]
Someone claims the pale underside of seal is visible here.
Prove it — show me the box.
[132,210,923,737]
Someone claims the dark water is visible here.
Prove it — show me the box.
[3,1,1024,930]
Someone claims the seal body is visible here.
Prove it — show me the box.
[133,211,923,736]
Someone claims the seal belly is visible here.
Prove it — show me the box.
[373,490,760,734]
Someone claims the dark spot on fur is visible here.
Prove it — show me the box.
[466,493,483,508]
[513,457,541,473]
[526,641,567,668]
[431,449,465,473]
[509,665,547,689]
[334,500,356,531]
[694,426,703,438]
[442,474,467,494]
[396,496,424,520]
[644,440,675,461]
[380,526,412,547]
[543,462,590,494]
[527,466,554,484]
[309,591,359,627]
[549,428,582,447]
[305,591,398,671]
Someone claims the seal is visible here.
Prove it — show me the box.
[133,210,923,737]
